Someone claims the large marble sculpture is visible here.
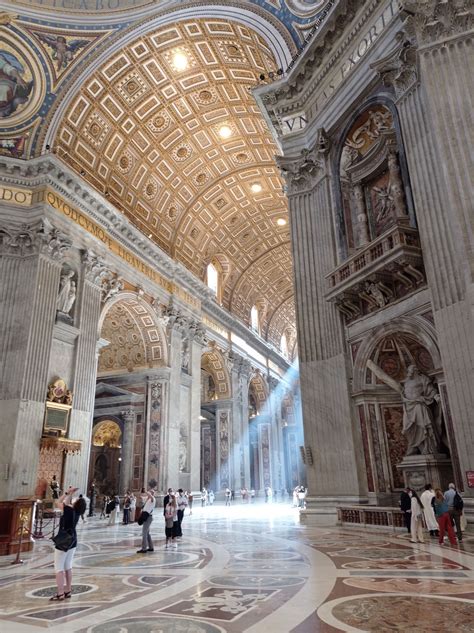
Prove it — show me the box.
[367,361,444,456]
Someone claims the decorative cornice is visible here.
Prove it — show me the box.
[276,148,324,195]
[400,0,474,46]
[371,32,419,99]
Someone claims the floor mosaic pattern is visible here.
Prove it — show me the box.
[0,503,472,632]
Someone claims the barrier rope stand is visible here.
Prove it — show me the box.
[11,521,25,565]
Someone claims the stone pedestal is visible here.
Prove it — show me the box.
[397,454,453,493]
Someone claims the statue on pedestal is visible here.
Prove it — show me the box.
[367,361,446,456]
[57,269,76,315]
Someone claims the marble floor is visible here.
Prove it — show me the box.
[0,503,473,632]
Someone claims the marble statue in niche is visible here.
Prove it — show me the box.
[179,424,188,472]
[0,50,34,118]
[367,361,446,456]
[181,340,190,373]
[57,268,76,320]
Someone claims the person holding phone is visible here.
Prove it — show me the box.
[50,486,80,601]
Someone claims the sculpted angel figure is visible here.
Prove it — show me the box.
[367,361,446,456]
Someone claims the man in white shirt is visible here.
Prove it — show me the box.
[420,483,438,537]
[137,489,156,553]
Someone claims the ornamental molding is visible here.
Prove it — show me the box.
[0,218,71,260]
[257,0,385,115]
[371,32,419,100]
[400,0,474,47]
[276,148,324,195]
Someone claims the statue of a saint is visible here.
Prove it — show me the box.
[57,269,76,314]
[367,361,445,456]
[179,439,187,472]
[50,474,60,499]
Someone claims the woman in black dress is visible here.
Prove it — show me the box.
[50,486,81,601]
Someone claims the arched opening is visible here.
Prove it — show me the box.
[250,305,260,333]
[89,419,122,496]
[88,294,167,497]
[206,262,219,298]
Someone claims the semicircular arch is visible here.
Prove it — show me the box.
[201,346,231,399]
[99,292,168,372]
[352,316,441,393]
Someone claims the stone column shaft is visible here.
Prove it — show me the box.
[119,410,136,494]
[286,167,367,511]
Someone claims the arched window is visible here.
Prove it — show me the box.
[207,262,219,297]
[281,332,289,358]
[250,305,259,333]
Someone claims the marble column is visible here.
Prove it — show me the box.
[119,409,136,493]
[215,402,232,491]
[189,324,206,492]
[63,250,108,492]
[277,149,368,521]
[373,4,474,502]
[229,353,252,490]
[0,220,71,499]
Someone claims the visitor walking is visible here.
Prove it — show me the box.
[129,492,136,523]
[399,488,412,533]
[409,489,424,543]
[88,481,96,517]
[164,494,178,549]
[434,488,457,545]
[201,488,208,507]
[186,490,193,515]
[163,487,173,514]
[444,483,464,542]
[108,493,120,525]
[100,495,109,519]
[123,491,131,524]
[76,495,87,523]
[176,489,188,537]
[137,489,156,553]
[420,483,438,537]
[208,490,215,505]
[50,486,81,601]
[225,488,231,506]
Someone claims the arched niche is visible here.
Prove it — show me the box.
[89,418,123,495]
[98,293,168,374]
[353,316,441,393]
[334,99,415,260]
[248,370,268,414]
[201,347,231,400]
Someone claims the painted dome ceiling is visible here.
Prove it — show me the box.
[54,16,297,350]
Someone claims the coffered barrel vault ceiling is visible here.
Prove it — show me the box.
[55,17,296,350]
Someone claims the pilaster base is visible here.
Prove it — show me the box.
[397,454,453,493]
[300,495,369,526]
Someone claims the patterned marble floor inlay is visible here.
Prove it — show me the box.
[0,503,472,632]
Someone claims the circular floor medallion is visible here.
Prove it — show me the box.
[318,593,474,633]
[28,584,95,599]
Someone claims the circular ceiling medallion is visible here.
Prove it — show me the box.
[195,173,208,185]
[173,144,192,161]
[0,31,46,127]
[233,152,251,163]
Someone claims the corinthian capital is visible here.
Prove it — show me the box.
[276,147,323,195]
[121,409,136,424]
[371,32,419,100]
[81,249,108,284]
[0,220,71,260]
[401,0,473,45]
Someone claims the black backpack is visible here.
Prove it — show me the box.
[453,491,464,511]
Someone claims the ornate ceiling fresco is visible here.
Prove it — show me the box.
[55,17,296,348]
